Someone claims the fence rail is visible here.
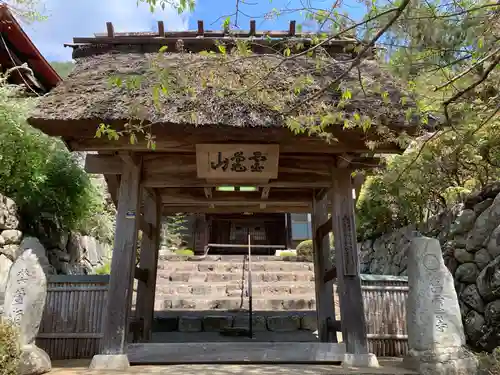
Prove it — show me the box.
[36,274,409,360]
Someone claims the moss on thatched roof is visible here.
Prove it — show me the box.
[29,51,425,137]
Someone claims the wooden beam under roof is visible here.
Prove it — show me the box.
[162,204,311,214]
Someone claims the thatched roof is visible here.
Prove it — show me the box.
[28,50,425,138]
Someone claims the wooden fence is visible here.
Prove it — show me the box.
[36,274,409,360]
[360,274,409,357]
[36,275,109,360]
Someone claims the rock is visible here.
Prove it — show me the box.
[0,194,19,230]
[2,249,51,374]
[484,300,500,326]
[476,256,500,302]
[474,249,492,270]
[449,236,467,249]
[467,194,500,252]
[0,234,4,246]
[178,316,202,332]
[453,248,474,263]
[464,310,485,345]
[202,315,233,332]
[49,249,70,262]
[266,315,301,332]
[20,237,51,274]
[0,254,12,293]
[1,229,22,244]
[1,244,22,261]
[459,300,470,318]
[405,236,476,374]
[450,209,476,235]
[454,263,479,284]
[67,232,84,263]
[486,224,500,259]
[83,236,99,266]
[19,345,51,375]
[460,284,484,313]
[474,198,493,216]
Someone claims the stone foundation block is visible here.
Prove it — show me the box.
[343,353,379,368]
[89,354,129,370]
[232,315,267,332]
[203,315,233,331]
[153,316,178,332]
[301,315,317,331]
[267,315,301,332]
[178,316,202,332]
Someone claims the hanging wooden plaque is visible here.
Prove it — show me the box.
[196,144,279,182]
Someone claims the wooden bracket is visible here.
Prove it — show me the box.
[134,267,149,284]
[326,318,342,333]
[323,267,337,283]
[316,217,332,240]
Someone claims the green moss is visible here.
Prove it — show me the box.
[175,249,194,256]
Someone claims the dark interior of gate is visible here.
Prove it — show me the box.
[26,20,427,366]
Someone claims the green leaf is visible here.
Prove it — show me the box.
[223,16,231,31]
[284,47,291,57]
[159,45,168,53]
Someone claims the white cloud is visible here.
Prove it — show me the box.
[21,0,190,61]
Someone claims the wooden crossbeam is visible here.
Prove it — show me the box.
[162,205,310,214]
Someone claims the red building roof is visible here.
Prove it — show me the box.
[0,5,61,93]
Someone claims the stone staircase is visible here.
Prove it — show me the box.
[141,255,327,341]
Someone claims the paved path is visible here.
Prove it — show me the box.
[51,359,416,375]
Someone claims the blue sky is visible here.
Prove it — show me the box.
[19,0,367,62]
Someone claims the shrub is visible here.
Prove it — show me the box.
[174,249,194,256]
[296,240,313,260]
[0,318,21,375]
[478,347,500,375]
[279,251,296,257]
[0,77,113,242]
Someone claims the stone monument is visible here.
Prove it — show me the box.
[404,236,477,375]
[3,249,51,375]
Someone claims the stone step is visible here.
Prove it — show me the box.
[157,261,313,272]
[156,271,314,283]
[155,281,314,297]
[151,331,319,342]
[153,313,317,333]
[155,295,316,311]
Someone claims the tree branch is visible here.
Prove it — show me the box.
[286,0,412,115]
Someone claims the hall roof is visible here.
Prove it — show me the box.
[0,5,61,94]
[26,20,432,155]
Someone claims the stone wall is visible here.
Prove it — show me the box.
[0,193,111,298]
[359,182,500,351]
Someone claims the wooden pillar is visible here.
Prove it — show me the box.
[331,168,369,355]
[312,190,337,342]
[135,189,161,342]
[285,213,293,249]
[101,159,142,355]
[194,214,209,253]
